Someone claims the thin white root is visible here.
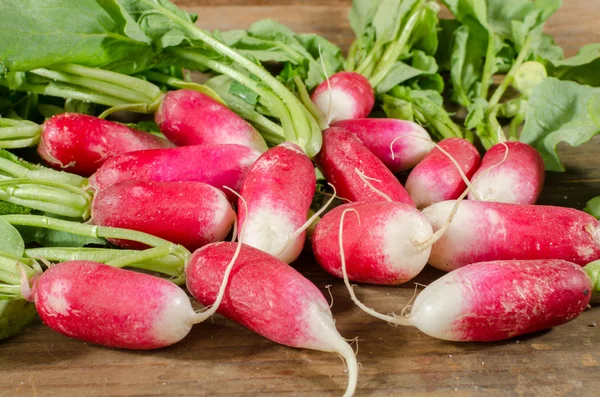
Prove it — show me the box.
[470,131,510,201]
[354,168,393,202]
[338,209,410,326]
[325,284,335,309]
[191,187,248,324]
[230,209,238,243]
[291,183,338,240]
[400,283,423,318]
[390,134,473,191]
[413,142,511,251]
[337,337,359,397]
[271,183,339,260]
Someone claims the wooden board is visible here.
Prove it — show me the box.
[1,1,600,396]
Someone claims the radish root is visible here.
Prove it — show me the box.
[338,208,410,326]
[354,168,393,202]
[413,142,510,251]
[191,187,247,324]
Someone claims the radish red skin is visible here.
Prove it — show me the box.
[238,143,315,263]
[423,200,600,271]
[408,260,592,341]
[332,118,433,172]
[38,113,174,176]
[311,72,375,124]
[155,90,268,152]
[89,144,260,200]
[34,261,195,349]
[187,243,341,348]
[406,138,481,208]
[312,202,433,285]
[468,142,545,204]
[91,180,235,251]
[315,127,415,205]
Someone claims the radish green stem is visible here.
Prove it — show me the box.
[479,33,496,101]
[0,78,131,108]
[584,260,600,293]
[138,0,320,156]
[294,76,328,130]
[52,63,162,100]
[369,0,425,88]
[171,48,298,145]
[1,215,169,248]
[0,158,87,187]
[488,36,533,110]
[30,69,156,105]
[24,247,183,278]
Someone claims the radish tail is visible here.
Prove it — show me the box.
[191,187,247,324]
[389,135,473,190]
[354,168,393,202]
[335,335,358,397]
[414,142,510,251]
[338,209,410,326]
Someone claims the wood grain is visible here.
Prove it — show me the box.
[1,1,600,397]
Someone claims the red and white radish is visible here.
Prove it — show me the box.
[311,72,374,124]
[312,202,433,284]
[155,90,268,152]
[332,119,432,172]
[423,200,600,271]
[88,144,261,200]
[91,180,235,251]
[406,138,481,208]
[238,143,315,263]
[186,242,358,397]
[315,127,415,205]
[468,142,544,204]
[343,259,592,342]
[38,113,175,177]
[29,261,200,349]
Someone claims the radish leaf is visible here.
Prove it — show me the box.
[521,78,600,171]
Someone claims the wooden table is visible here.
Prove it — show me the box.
[2,1,600,396]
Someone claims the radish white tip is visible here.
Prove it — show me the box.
[334,336,358,397]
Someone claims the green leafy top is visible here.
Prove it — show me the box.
[0,0,157,74]
[520,78,600,171]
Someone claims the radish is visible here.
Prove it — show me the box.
[186,242,358,397]
[91,180,235,251]
[315,127,415,205]
[311,72,375,124]
[468,142,544,204]
[332,119,432,172]
[155,90,268,152]
[406,138,481,208]
[26,255,242,349]
[238,143,316,263]
[312,202,433,284]
[38,113,175,176]
[423,200,600,271]
[341,258,592,342]
[88,144,261,200]
[28,261,198,349]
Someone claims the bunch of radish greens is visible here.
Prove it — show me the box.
[0,0,599,396]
